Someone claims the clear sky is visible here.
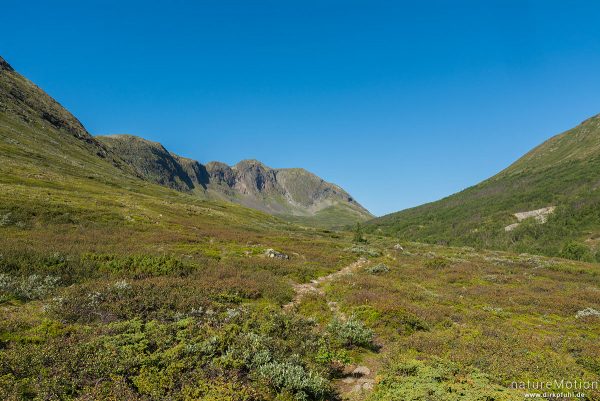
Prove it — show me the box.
[2,1,600,216]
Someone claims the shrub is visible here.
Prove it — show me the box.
[560,241,591,261]
[370,357,522,401]
[82,254,192,278]
[365,263,390,275]
[327,316,374,348]
[424,257,450,269]
[0,273,60,301]
[315,344,350,367]
[347,245,381,258]
[353,223,367,244]
[0,251,88,284]
[257,361,330,400]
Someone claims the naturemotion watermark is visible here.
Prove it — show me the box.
[511,379,598,399]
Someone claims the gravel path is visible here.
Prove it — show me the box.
[283,257,378,399]
[283,257,367,312]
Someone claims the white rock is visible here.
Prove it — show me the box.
[353,366,371,376]
[514,206,556,223]
[576,308,600,319]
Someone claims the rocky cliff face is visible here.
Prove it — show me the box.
[232,160,280,195]
[205,162,236,187]
[174,155,209,189]
[96,135,372,225]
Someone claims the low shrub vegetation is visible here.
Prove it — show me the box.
[327,316,374,348]
[368,357,521,401]
[365,263,390,274]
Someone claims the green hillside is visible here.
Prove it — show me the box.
[366,114,600,261]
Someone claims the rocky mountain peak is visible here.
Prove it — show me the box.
[205,161,236,187]
[233,159,279,193]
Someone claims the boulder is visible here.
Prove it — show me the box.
[265,249,289,260]
[352,366,371,377]
[575,308,600,319]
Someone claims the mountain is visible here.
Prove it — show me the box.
[0,54,370,229]
[96,134,372,227]
[367,113,600,261]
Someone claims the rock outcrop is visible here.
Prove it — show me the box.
[504,206,556,232]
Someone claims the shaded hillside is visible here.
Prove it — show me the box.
[97,135,372,227]
[97,134,203,192]
[367,114,600,261]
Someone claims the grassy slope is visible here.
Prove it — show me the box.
[281,203,373,230]
[302,237,600,400]
[367,114,600,260]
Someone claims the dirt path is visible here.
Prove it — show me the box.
[283,257,367,312]
[283,257,378,399]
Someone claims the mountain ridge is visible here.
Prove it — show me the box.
[96,134,372,226]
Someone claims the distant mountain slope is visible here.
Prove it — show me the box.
[0,55,369,229]
[367,114,600,261]
[0,55,300,237]
[97,134,201,191]
[97,135,372,227]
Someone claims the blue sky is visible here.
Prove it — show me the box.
[2,1,600,216]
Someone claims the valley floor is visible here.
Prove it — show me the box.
[0,165,599,400]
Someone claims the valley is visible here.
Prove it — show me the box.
[0,54,599,401]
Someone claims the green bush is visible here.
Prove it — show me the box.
[315,343,350,366]
[0,273,60,301]
[424,257,450,269]
[257,361,330,400]
[347,245,381,258]
[560,241,591,261]
[365,263,390,275]
[327,316,374,348]
[353,223,367,244]
[82,253,192,278]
